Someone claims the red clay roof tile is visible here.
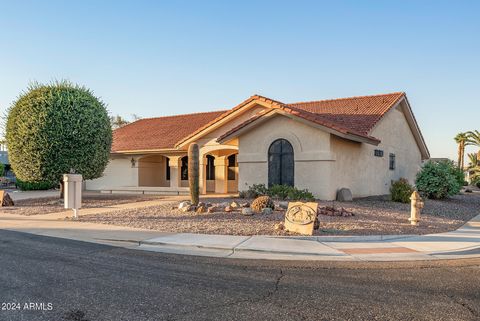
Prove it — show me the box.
[111,110,226,152]
[111,92,405,152]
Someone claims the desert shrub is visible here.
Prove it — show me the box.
[267,185,291,199]
[16,179,56,191]
[239,184,268,199]
[415,160,462,199]
[472,176,480,188]
[450,165,466,187]
[240,184,314,201]
[390,178,414,203]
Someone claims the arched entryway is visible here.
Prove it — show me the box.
[268,139,294,187]
[138,155,170,187]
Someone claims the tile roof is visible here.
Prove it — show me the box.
[111,110,226,152]
[288,92,405,135]
[112,92,406,152]
[217,92,405,144]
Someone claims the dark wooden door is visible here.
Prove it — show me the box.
[268,139,294,187]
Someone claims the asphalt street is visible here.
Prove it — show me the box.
[0,229,479,321]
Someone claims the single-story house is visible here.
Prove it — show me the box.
[86,92,430,200]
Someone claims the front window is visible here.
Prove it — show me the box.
[181,156,188,180]
[206,155,215,180]
[227,154,236,180]
[166,157,170,180]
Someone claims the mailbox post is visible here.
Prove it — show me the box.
[63,174,83,219]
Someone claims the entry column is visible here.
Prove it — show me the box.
[168,156,181,190]
[214,156,228,194]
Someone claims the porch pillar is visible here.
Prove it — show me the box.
[214,156,228,194]
[199,155,207,195]
[168,156,181,190]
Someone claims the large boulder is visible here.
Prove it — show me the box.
[336,188,353,202]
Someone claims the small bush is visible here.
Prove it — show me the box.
[239,184,268,199]
[390,178,414,203]
[0,163,4,177]
[16,179,56,191]
[240,184,314,201]
[415,160,462,199]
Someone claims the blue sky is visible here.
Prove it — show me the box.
[1,0,479,159]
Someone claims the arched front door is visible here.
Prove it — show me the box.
[268,139,294,187]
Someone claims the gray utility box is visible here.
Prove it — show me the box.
[64,174,83,211]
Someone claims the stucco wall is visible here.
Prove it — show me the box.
[138,155,169,187]
[237,114,335,199]
[86,157,138,190]
[238,104,422,200]
[330,104,422,198]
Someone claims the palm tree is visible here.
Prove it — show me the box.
[467,153,479,170]
[454,132,469,170]
[466,130,480,163]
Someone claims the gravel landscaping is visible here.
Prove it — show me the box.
[78,191,480,236]
[0,193,163,216]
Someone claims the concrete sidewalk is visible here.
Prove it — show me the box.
[138,215,480,261]
[0,199,479,261]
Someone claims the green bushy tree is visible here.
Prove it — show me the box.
[6,81,112,195]
[415,160,462,199]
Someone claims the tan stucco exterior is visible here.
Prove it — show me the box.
[86,97,427,200]
[236,100,423,200]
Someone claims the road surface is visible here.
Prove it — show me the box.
[0,229,478,321]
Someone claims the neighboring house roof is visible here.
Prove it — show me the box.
[111,92,428,158]
[112,110,226,152]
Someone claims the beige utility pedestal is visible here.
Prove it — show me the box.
[64,174,83,219]
[409,191,424,226]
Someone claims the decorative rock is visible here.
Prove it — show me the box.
[465,188,473,193]
[207,206,217,213]
[178,201,192,210]
[336,188,353,202]
[313,217,319,230]
[0,192,14,207]
[230,201,240,208]
[274,222,285,231]
[224,206,233,212]
[196,205,207,213]
[241,208,254,216]
[197,202,206,208]
[180,205,191,212]
[240,202,250,208]
[277,201,289,209]
[262,208,273,215]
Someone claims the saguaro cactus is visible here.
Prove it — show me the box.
[188,143,200,205]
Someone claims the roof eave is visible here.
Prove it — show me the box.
[217,109,381,146]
